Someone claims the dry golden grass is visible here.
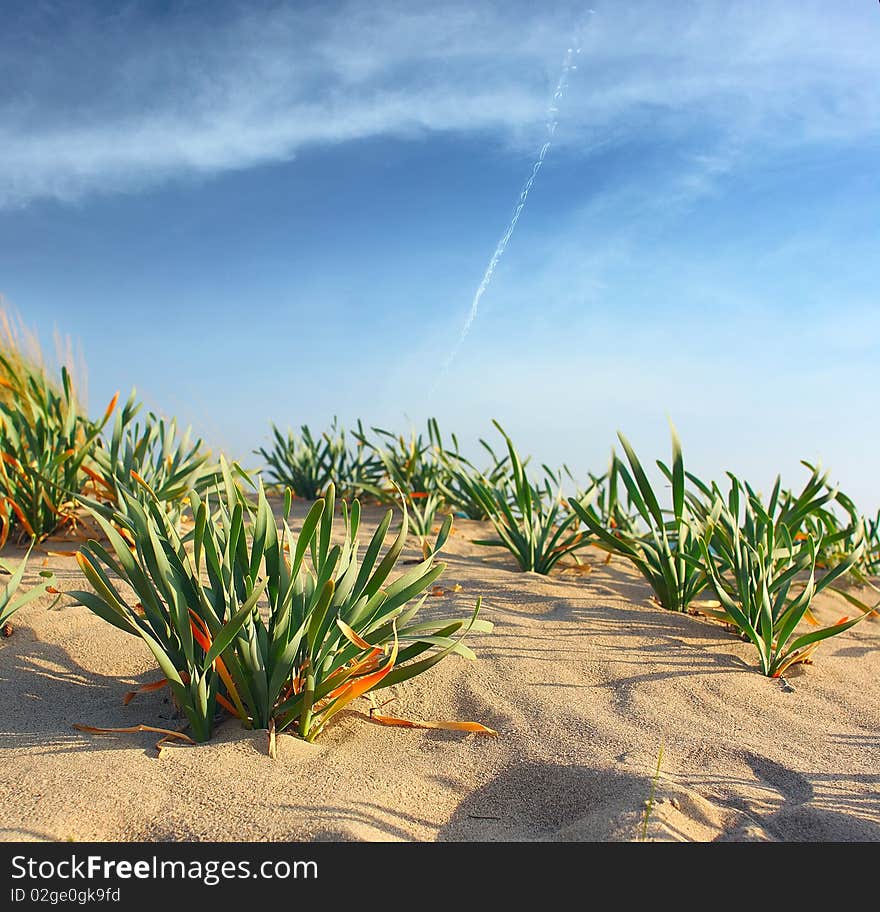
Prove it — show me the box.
[0,299,86,410]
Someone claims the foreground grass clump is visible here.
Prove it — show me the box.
[0,356,116,545]
[570,426,707,610]
[700,475,870,677]
[451,421,588,574]
[73,461,492,745]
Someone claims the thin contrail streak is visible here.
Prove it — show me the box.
[430,40,582,395]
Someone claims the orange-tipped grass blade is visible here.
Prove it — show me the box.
[314,664,350,698]
[123,678,169,705]
[324,650,383,700]
[189,611,211,652]
[202,643,248,723]
[349,648,384,672]
[317,626,400,728]
[130,471,158,500]
[772,642,822,678]
[188,610,248,721]
[688,601,734,624]
[337,618,372,649]
[101,391,120,426]
[368,714,497,735]
[560,562,593,575]
[81,465,116,497]
[39,487,60,514]
[3,497,36,538]
[73,723,195,744]
[215,692,240,716]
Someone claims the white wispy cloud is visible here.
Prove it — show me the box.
[2,0,878,207]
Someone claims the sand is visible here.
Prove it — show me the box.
[1,502,878,843]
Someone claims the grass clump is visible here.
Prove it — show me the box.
[89,388,221,529]
[435,429,511,521]
[0,356,116,545]
[570,426,707,611]
[353,419,455,559]
[700,474,870,677]
[451,421,588,574]
[862,509,880,577]
[73,460,491,745]
[256,421,345,501]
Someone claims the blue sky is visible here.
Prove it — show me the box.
[2,1,879,510]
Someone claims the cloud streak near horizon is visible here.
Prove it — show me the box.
[2,1,878,208]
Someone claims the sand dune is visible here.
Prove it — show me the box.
[2,505,878,843]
